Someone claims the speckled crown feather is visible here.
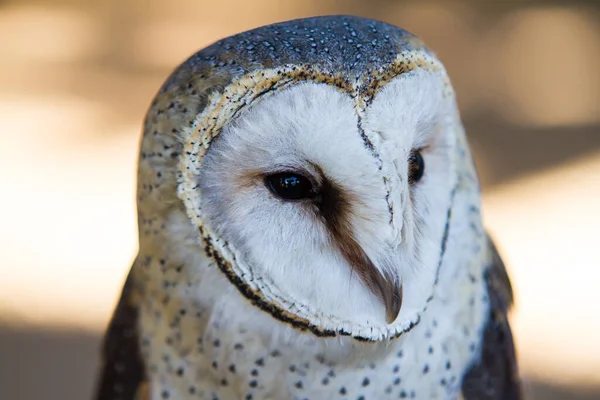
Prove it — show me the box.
[136,15,464,340]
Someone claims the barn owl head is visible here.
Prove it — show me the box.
[139,15,478,341]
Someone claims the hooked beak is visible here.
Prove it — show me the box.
[336,237,403,324]
[375,270,403,324]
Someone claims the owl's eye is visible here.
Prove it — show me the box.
[265,172,317,200]
[408,150,425,184]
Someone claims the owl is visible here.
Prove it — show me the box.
[94,15,521,400]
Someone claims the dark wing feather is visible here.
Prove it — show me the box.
[461,236,523,400]
[94,268,146,400]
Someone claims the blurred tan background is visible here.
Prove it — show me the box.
[1,0,599,399]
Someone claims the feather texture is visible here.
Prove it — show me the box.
[94,268,145,400]
[461,238,522,400]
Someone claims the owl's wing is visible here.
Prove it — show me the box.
[460,236,522,400]
[94,267,147,400]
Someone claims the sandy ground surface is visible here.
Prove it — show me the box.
[1,2,600,399]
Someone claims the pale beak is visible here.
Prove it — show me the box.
[371,269,403,324]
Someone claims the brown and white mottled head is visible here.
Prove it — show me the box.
[137,15,481,342]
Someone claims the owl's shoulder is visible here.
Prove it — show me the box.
[460,237,522,400]
[94,266,147,400]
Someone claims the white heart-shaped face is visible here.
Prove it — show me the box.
[182,67,459,340]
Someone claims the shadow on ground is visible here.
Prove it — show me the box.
[0,324,598,400]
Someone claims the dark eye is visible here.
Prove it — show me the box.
[265,172,317,200]
[408,150,425,184]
